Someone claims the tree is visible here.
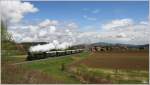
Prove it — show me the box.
[1,20,12,42]
[1,20,16,50]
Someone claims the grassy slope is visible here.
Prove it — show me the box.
[22,52,89,83]
[2,52,90,84]
[68,52,149,84]
[2,51,149,84]
[69,65,149,84]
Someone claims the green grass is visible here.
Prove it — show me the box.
[21,52,90,83]
[1,49,26,65]
[70,65,149,84]
[2,51,149,84]
[1,54,26,64]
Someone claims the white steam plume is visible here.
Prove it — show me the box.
[29,40,72,52]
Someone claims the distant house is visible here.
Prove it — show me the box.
[90,46,111,52]
[90,45,128,52]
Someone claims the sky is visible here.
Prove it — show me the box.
[0,1,149,45]
[24,1,148,24]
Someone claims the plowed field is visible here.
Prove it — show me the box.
[71,51,149,70]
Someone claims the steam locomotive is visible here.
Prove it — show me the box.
[27,49,84,60]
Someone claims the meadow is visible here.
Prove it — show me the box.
[1,51,149,84]
[1,51,88,83]
[68,51,149,83]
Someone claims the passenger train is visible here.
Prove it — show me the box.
[27,49,84,60]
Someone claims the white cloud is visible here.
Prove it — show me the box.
[49,26,56,33]
[8,18,149,45]
[102,19,133,30]
[100,19,149,45]
[66,22,78,29]
[39,30,47,37]
[74,18,149,45]
[8,19,78,44]
[29,25,39,33]
[0,0,38,23]
[140,21,149,25]
[22,37,33,42]
[116,33,127,38]
[83,15,97,21]
[39,19,58,28]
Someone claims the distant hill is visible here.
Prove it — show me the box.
[90,42,114,46]
[90,42,149,48]
[18,41,149,52]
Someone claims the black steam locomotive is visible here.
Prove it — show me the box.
[27,49,84,61]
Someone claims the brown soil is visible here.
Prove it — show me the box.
[71,51,149,70]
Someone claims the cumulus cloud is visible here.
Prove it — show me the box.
[8,19,78,44]
[39,19,58,28]
[0,0,38,23]
[22,37,33,42]
[140,21,149,25]
[66,22,78,30]
[102,19,133,30]
[8,18,149,45]
[100,19,149,45]
[115,33,127,38]
[74,18,149,45]
[49,26,56,33]
[39,30,47,37]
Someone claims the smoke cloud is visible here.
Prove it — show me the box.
[29,40,72,52]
